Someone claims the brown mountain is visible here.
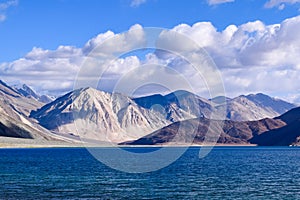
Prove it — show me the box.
[121,107,300,146]
[250,107,300,146]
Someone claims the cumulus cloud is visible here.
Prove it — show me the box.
[154,16,300,102]
[163,17,300,72]
[0,0,18,22]
[1,46,82,95]
[1,17,300,103]
[0,24,146,96]
[264,0,300,9]
[238,16,300,69]
[286,94,300,105]
[207,0,235,5]
[83,24,146,56]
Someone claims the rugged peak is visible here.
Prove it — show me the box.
[248,93,269,97]
[82,87,98,93]
[246,93,275,102]
[0,80,21,98]
[245,92,296,114]
[22,84,38,97]
[79,87,115,98]
[13,83,53,103]
[31,86,170,142]
[165,90,197,100]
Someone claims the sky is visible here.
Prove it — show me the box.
[1,0,300,103]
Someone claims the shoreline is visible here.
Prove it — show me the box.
[0,136,258,148]
[0,143,262,149]
[2,137,299,149]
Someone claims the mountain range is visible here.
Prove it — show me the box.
[122,108,300,146]
[30,87,170,143]
[219,93,296,121]
[0,79,299,146]
[13,83,53,104]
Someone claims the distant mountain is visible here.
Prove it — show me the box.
[15,84,40,99]
[30,87,171,143]
[245,93,296,115]
[134,90,213,122]
[39,94,54,103]
[0,80,43,118]
[135,91,296,122]
[214,94,296,121]
[14,84,53,103]
[0,80,71,141]
[0,80,20,98]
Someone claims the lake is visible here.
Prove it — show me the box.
[0,147,300,199]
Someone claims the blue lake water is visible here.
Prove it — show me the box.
[0,147,300,199]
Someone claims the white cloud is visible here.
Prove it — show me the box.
[161,17,300,72]
[207,0,235,5]
[1,45,82,95]
[153,16,300,103]
[0,0,18,22]
[2,16,300,103]
[286,94,300,105]
[130,0,147,7]
[0,25,146,96]
[238,16,300,69]
[83,24,146,56]
[222,67,300,98]
[264,0,300,9]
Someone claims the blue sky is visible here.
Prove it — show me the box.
[1,0,300,62]
[1,0,300,103]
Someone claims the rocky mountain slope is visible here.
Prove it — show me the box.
[250,107,300,146]
[14,83,53,103]
[0,112,59,140]
[121,106,300,146]
[120,117,286,145]
[30,87,297,144]
[246,93,295,114]
[135,91,296,122]
[0,80,43,120]
[133,90,213,122]
[30,87,170,143]
[216,94,296,121]
[0,80,76,143]
[1,78,297,145]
